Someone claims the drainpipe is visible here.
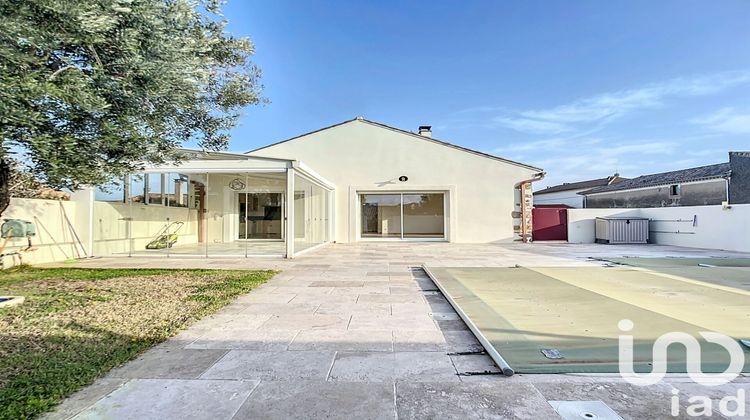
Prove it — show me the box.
[724,176,731,205]
[515,172,545,243]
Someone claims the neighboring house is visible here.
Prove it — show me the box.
[88,117,543,258]
[533,175,625,208]
[581,152,749,208]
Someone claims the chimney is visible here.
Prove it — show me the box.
[418,125,432,137]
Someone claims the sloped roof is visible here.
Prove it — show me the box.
[582,162,731,195]
[535,176,626,195]
[246,117,543,172]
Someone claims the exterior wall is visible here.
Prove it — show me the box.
[249,120,539,243]
[1,198,84,266]
[584,179,727,208]
[567,208,641,244]
[568,204,750,253]
[533,189,585,208]
[729,152,750,204]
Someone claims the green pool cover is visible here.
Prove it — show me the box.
[605,257,750,268]
[425,265,750,374]
[604,257,750,291]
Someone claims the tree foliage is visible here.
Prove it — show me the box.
[0,0,263,212]
[6,158,69,201]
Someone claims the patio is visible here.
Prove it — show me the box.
[46,242,750,419]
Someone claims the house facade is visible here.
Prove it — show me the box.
[581,152,749,208]
[88,117,543,258]
[533,175,625,208]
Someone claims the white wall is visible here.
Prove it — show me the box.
[533,189,585,208]
[567,204,750,253]
[249,119,540,243]
[1,198,85,266]
[567,208,641,244]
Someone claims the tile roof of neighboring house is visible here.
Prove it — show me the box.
[246,117,543,171]
[534,176,626,195]
[581,162,731,195]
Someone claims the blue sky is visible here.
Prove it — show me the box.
[222,1,750,188]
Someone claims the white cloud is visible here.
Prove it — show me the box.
[595,141,676,158]
[490,117,570,135]
[691,107,750,134]
[490,70,750,134]
[493,138,567,154]
[525,140,678,187]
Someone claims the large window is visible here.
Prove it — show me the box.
[360,193,445,240]
[361,194,402,238]
[403,193,445,238]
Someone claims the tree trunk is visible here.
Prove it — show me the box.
[0,158,10,218]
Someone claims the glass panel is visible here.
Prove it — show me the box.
[94,177,125,202]
[245,172,286,256]
[129,174,168,257]
[159,173,199,256]
[199,172,287,257]
[314,183,327,245]
[239,190,249,240]
[92,175,130,256]
[322,189,331,243]
[129,174,146,204]
[293,174,311,252]
[245,193,283,239]
[166,173,189,208]
[293,173,329,253]
[204,173,209,257]
[403,193,445,238]
[205,173,241,257]
[360,194,402,238]
[145,173,163,205]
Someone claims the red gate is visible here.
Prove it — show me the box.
[532,205,569,241]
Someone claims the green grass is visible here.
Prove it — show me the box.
[0,266,277,419]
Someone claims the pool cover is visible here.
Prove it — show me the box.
[604,257,750,291]
[605,257,750,268]
[424,265,750,374]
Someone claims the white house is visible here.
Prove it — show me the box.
[76,117,543,258]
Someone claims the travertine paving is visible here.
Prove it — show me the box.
[45,243,750,419]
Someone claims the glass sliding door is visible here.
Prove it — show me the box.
[360,192,445,240]
[360,194,402,238]
[402,194,445,238]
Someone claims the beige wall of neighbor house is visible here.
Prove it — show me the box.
[248,119,541,243]
[568,204,750,253]
[583,179,728,208]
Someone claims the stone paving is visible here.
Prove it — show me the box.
[45,243,750,420]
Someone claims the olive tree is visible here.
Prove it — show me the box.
[0,0,263,215]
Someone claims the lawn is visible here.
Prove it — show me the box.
[0,266,277,419]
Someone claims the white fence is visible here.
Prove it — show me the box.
[567,204,750,253]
